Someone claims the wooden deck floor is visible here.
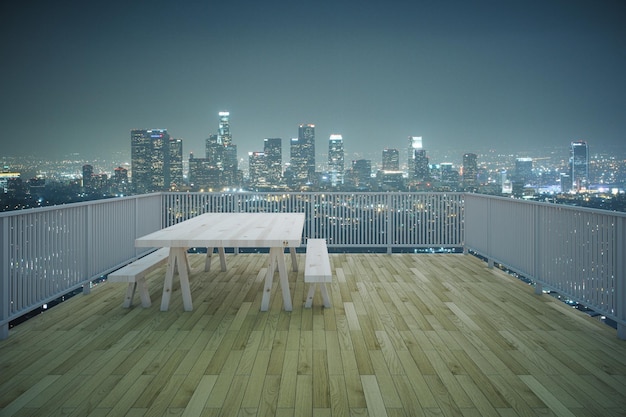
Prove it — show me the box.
[1,253,625,417]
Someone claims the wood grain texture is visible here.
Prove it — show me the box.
[1,253,625,416]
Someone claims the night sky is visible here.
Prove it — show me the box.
[2,0,625,161]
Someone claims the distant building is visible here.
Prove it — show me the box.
[264,138,282,187]
[199,112,242,190]
[248,151,267,189]
[462,153,478,190]
[382,148,400,171]
[131,129,181,194]
[328,134,345,187]
[350,159,372,189]
[82,164,93,191]
[168,138,184,190]
[407,136,422,179]
[289,124,316,188]
[570,140,589,192]
[188,153,222,191]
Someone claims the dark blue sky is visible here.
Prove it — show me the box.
[2,0,625,160]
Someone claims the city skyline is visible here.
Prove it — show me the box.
[2,0,625,159]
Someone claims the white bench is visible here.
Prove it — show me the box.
[107,248,170,308]
[304,239,332,308]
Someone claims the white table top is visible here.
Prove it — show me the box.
[135,212,306,248]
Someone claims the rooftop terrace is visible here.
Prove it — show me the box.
[2,251,625,416]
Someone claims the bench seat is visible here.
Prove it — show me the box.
[304,238,332,308]
[107,247,170,308]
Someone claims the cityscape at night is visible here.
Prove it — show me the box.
[1,1,625,416]
[2,111,626,212]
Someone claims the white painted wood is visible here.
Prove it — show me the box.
[107,247,170,308]
[205,247,227,272]
[135,213,305,312]
[304,239,332,308]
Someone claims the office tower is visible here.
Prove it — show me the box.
[462,153,478,190]
[264,138,282,187]
[299,124,316,182]
[382,148,400,171]
[351,159,372,189]
[289,124,315,188]
[515,157,533,186]
[408,136,422,178]
[413,149,430,181]
[130,128,179,194]
[188,153,222,191]
[113,166,129,195]
[439,162,459,185]
[131,129,151,194]
[168,138,184,190]
[82,164,93,190]
[199,111,241,190]
[206,134,223,167]
[218,112,232,146]
[248,151,267,189]
[328,134,345,187]
[569,140,589,192]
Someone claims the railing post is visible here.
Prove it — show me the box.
[387,193,392,255]
[534,204,543,295]
[0,217,9,339]
[83,204,92,295]
[617,216,626,340]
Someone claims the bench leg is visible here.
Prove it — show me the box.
[305,284,316,308]
[123,283,136,308]
[136,277,152,308]
[304,283,332,309]
[320,283,332,308]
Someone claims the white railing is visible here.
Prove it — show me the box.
[1,192,624,340]
[465,194,626,339]
[0,194,163,338]
[162,192,465,250]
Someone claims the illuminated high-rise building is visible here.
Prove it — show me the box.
[328,134,344,187]
[408,136,423,179]
[299,124,316,182]
[248,151,267,189]
[382,148,399,171]
[462,153,478,190]
[82,164,93,190]
[264,138,282,186]
[218,111,232,146]
[569,140,589,192]
[351,159,372,189]
[289,124,315,187]
[168,138,184,190]
[131,129,152,194]
[131,129,181,194]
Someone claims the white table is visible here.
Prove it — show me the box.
[135,212,305,312]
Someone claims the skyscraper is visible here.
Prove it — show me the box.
[131,129,152,194]
[299,124,315,182]
[462,153,478,190]
[289,124,315,188]
[264,138,282,187]
[248,151,267,189]
[328,134,344,187]
[570,140,589,192]
[218,112,232,146]
[408,136,423,179]
[131,129,180,194]
[168,138,184,190]
[382,148,399,171]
